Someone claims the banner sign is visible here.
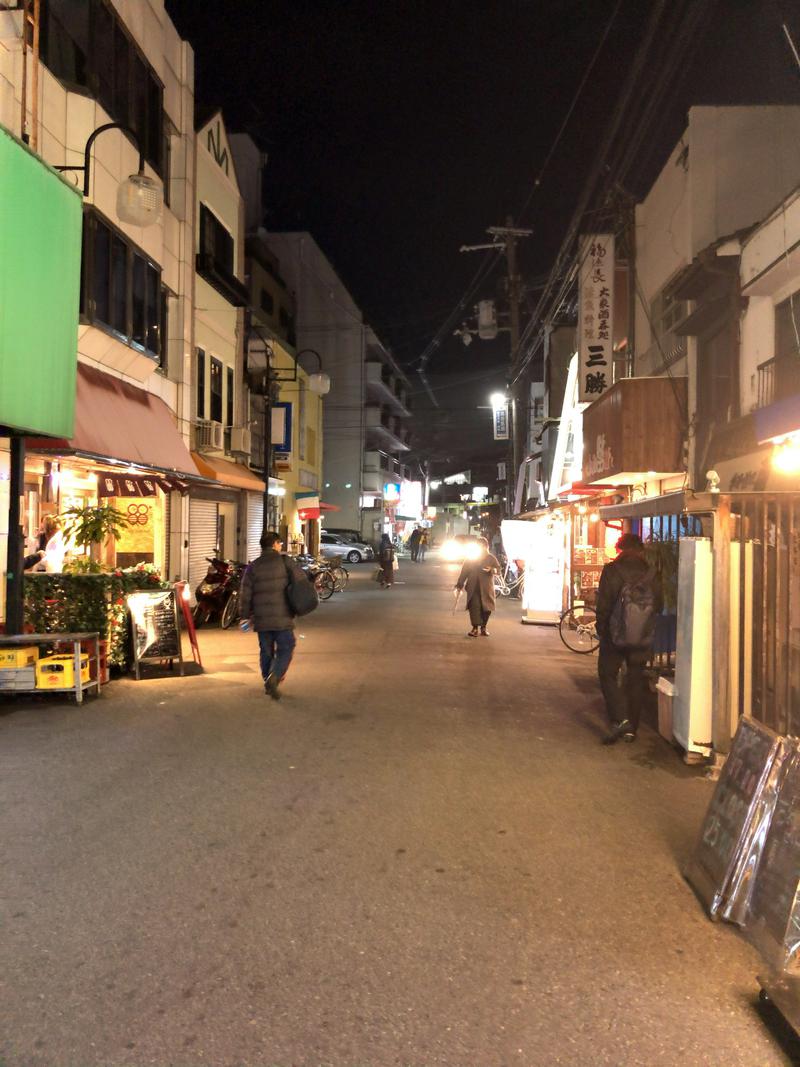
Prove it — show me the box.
[97,474,190,497]
[493,405,509,441]
[272,402,292,453]
[578,234,614,404]
[295,490,320,520]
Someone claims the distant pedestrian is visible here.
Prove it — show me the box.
[378,533,395,588]
[418,529,429,562]
[596,533,663,744]
[455,537,500,637]
[408,526,422,561]
[239,532,305,700]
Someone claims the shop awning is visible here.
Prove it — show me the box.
[598,490,717,520]
[191,453,266,492]
[26,363,198,478]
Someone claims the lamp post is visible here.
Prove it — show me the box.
[5,125,163,634]
[55,122,163,227]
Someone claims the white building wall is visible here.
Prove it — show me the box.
[267,232,366,530]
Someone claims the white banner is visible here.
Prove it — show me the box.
[578,234,614,404]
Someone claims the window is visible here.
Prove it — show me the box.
[298,379,306,461]
[196,348,206,419]
[776,291,800,362]
[260,288,274,315]
[40,0,164,176]
[210,357,223,423]
[279,306,290,330]
[81,210,162,359]
[650,285,687,340]
[226,366,234,427]
[158,288,169,372]
[199,204,234,276]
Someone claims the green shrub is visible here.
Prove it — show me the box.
[24,564,169,670]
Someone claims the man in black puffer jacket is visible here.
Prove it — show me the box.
[595,532,663,745]
[239,532,305,699]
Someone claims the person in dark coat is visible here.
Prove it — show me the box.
[455,537,500,637]
[595,532,663,744]
[239,531,305,699]
[408,526,422,561]
[378,533,395,588]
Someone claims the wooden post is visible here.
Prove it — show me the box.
[712,496,732,753]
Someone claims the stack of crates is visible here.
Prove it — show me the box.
[0,646,39,692]
[36,653,90,689]
[79,638,109,685]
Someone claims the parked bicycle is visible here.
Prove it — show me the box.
[493,562,525,599]
[295,554,336,600]
[558,603,599,654]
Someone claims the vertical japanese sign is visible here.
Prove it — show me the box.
[578,234,614,404]
[493,404,509,440]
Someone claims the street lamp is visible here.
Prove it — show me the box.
[56,122,163,227]
[297,349,331,397]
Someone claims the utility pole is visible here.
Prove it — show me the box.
[485,218,531,515]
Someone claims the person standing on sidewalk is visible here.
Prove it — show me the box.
[418,529,429,562]
[408,526,422,561]
[455,537,500,637]
[595,532,663,744]
[239,532,303,700]
[378,533,395,588]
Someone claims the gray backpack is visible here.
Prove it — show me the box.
[609,566,658,650]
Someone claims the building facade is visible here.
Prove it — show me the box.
[0,0,198,618]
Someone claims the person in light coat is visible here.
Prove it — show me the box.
[455,537,500,637]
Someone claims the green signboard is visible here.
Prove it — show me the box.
[0,126,81,437]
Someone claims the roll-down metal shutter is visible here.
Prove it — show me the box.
[246,492,263,563]
[189,499,219,600]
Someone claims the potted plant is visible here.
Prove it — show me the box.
[60,502,130,568]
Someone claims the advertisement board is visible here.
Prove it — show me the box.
[0,128,82,436]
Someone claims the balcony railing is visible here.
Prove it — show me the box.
[757,354,800,410]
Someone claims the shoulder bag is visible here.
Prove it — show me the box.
[282,555,320,616]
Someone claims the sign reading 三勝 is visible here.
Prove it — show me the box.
[578,234,614,404]
[493,405,509,441]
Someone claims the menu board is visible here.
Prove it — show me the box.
[747,745,800,972]
[686,717,784,923]
[127,589,184,679]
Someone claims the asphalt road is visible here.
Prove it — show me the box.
[1,555,798,1067]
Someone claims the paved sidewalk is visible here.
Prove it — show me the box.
[1,556,797,1066]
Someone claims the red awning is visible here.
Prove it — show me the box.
[27,362,198,478]
[319,502,340,512]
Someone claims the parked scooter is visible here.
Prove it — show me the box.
[193,556,247,628]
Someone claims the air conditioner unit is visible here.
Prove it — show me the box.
[229,426,251,455]
[195,419,224,452]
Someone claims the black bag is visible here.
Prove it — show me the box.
[609,567,658,650]
[283,556,319,616]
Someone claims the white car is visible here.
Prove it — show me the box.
[319,532,375,564]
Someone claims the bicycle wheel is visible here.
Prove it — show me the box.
[221,591,239,629]
[314,572,335,600]
[558,607,599,654]
[331,565,349,591]
[493,575,511,596]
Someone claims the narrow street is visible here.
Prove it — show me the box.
[0,557,795,1067]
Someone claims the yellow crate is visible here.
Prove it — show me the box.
[36,653,90,689]
[0,646,40,669]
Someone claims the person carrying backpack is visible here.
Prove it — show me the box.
[595,532,663,745]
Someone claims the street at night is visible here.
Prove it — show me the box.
[1,561,795,1066]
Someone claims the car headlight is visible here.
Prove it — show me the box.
[464,542,482,560]
[441,540,459,562]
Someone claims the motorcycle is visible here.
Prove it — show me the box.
[193,557,247,628]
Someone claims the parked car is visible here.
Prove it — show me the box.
[320,532,374,563]
[322,528,363,543]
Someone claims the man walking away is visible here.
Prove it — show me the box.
[595,533,663,744]
[240,532,303,700]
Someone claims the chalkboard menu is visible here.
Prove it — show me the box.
[127,590,184,679]
[746,745,800,973]
[686,717,785,924]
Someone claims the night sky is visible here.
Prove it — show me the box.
[166,0,799,465]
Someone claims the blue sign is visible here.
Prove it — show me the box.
[273,402,292,453]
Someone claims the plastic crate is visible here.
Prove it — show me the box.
[0,646,39,669]
[36,654,90,689]
[0,666,36,690]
